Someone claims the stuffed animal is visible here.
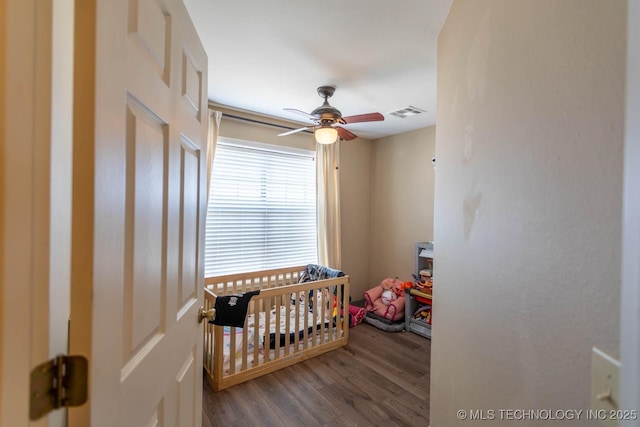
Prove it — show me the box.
[364,277,409,322]
[395,281,413,296]
[379,278,412,299]
[381,289,397,305]
[380,277,401,291]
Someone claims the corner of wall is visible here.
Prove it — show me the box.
[367,126,436,285]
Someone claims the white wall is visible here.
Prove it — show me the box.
[431,1,626,425]
[218,106,314,151]
[368,126,436,285]
[340,137,373,298]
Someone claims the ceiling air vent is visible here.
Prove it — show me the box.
[389,106,426,119]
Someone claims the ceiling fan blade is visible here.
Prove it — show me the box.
[336,126,358,141]
[283,108,317,120]
[341,112,385,124]
[278,126,313,137]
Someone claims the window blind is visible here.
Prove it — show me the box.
[205,139,318,277]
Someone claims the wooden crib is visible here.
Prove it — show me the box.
[203,266,350,391]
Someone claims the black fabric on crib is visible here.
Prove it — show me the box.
[267,322,330,349]
[211,290,260,328]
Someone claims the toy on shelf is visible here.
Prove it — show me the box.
[412,272,433,294]
[413,305,432,325]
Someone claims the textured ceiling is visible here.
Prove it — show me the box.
[184,0,452,140]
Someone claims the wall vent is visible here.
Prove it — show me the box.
[388,106,426,118]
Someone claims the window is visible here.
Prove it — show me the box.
[205,138,317,277]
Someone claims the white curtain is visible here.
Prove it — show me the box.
[316,143,342,269]
[206,109,222,207]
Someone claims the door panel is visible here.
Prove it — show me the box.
[175,348,198,426]
[179,140,200,310]
[181,49,202,119]
[70,0,207,425]
[123,99,167,365]
[129,0,170,78]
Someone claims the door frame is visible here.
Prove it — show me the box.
[0,0,53,425]
[620,0,640,420]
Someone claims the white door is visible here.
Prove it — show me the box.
[68,0,208,426]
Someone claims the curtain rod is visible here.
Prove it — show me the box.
[221,112,313,135]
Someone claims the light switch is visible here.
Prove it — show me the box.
[591,347,620,427]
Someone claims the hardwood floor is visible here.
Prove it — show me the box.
[202,323,431,427]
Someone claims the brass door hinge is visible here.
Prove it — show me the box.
[29,355,88,420]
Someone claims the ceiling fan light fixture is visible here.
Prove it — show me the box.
[280,86,384,143]
[315,126,338,144]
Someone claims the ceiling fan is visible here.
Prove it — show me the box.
[278,86,384,144]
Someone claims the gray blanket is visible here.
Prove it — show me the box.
[298,264,345,283]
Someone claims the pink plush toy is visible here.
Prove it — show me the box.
[363,277,407,322]
[380,277,402,291]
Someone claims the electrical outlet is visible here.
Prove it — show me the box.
[591,347,620,427]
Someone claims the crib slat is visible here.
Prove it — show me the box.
[252,299,259,370]
[312,287,318,348]
[264,296,271,363]
[334,286,340,341]
[302,289,309,350]
[293,291,300,352]
[320,286,327,346]
[230,326,237,375]
[203,288,216,385]
[208,322,214,373]
[284,293,291,356]
[274,295,281,359]
[241,317,248,371]
[213,324,224,390]
[333,287,339,341]
[343,282,350,342]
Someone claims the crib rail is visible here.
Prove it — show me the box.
[203,268,349,391]
[205,265,306,295]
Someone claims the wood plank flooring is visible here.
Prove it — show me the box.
[202,323,431,427]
